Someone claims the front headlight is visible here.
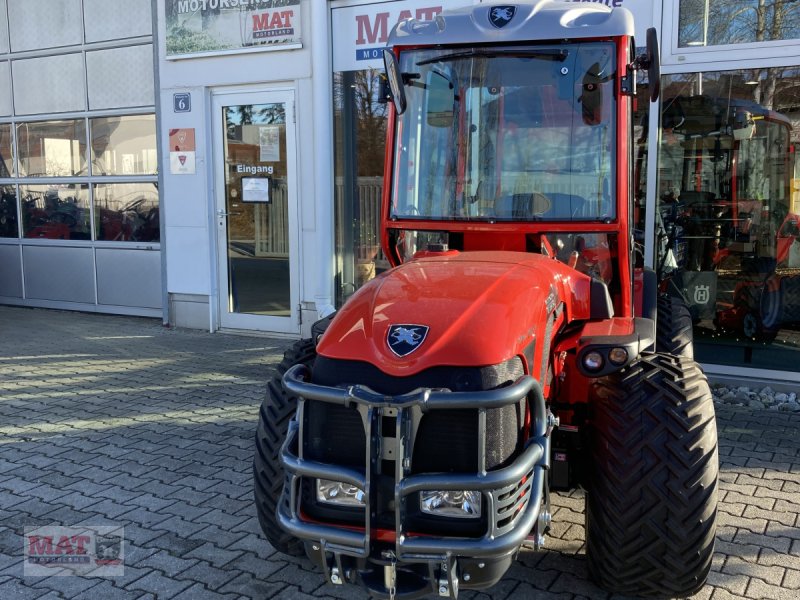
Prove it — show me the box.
[420,490,482,518]
[316,479,365,507]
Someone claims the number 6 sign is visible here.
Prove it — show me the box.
[173,93,191,113]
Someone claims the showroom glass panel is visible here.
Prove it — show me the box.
[94,183,159,242]
[0,185,18,238]
[332,69,387,307]
[0,124,14,177]
[633,53,652,263]
[656,68,800,370]
[679,0,800,47]
[21,184,90,240]
[90,115,157,176]
[16,120,87,177]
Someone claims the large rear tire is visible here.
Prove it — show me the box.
[656,294,694,359]
[586,353,718,597]
[253,339,316,556]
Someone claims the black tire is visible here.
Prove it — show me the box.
[640,268,658,352]
[742,310,777,343]
[253,339,316,556]
[586,353,718,598]
[656,294,694,359]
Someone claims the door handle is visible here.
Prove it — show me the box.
[217,209,242,217]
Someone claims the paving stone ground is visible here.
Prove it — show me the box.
[0,305,798,599]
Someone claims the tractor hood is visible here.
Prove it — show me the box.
[317,251,597,377]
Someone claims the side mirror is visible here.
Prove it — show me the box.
[382,48,406,115]
[645,27,660,103]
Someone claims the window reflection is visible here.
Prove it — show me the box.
[21,184,90,240]
[679,0,800,47]
[333,69,388,306]
[0,124,13,178]
[94,183,159,242]
[0,185,18,238]
[16,120,87,177]
[656,68,800,370]
[91,115,157,176]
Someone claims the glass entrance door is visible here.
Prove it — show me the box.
[213,90,299,333]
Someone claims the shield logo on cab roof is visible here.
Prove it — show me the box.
[489,6,517,29]
[387,325,430,357]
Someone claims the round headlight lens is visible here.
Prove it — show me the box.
[583,351,604,371]
[608,347,629,365]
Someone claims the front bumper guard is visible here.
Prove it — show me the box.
[276,364,551,564]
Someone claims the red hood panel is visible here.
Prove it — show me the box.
[317,252,592,376]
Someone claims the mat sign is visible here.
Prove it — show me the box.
[166,0,302,58]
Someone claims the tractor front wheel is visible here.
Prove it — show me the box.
[253,339,316,556]
[656,293,694,359]
[586,353,718,597]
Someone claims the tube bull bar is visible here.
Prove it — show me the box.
[276,363,551,562]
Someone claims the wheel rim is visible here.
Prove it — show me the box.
[743,312,758,338]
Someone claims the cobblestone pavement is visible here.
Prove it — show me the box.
[0,305,798,599]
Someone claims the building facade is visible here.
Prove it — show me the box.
[0,0,160,317]
[0,0,799,383]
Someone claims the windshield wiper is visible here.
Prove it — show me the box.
[417,49,568,66]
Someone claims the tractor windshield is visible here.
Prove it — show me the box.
[390,43,617,222]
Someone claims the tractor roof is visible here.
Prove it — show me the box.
[388,1,634,47]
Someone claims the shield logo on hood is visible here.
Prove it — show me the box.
[387,325,429,357]
[489,6,516,28]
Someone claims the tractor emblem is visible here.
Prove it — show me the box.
[693,285,710,304]
[387,325,429,357]
[489,6,516,28]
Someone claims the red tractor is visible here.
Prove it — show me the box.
[253,2,718,598]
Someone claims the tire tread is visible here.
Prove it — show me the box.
[586,353,718,597]
[252,339,316,556]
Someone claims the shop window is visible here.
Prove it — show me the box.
[0,124,14,178]
[656,68,800,370]
[6,115,160,244]
[678,0,800,47]
[333,69,388,306]
[94,183,159,242]
[16,120,87,177]
[90,115,157,175]
[21,184,90,240]
[0,185,18,238]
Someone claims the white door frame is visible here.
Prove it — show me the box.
[211,87,301,334]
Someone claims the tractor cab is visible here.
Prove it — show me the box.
[379,2,657,319]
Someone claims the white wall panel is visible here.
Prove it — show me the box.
[12,54,86,115]
[23,245,95,303]
[0,62,12,116]
[84,0,153,43]
[86,45,154,110]
[166,227,211,295]
[0,0,9,55]
[8,0,82,52]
